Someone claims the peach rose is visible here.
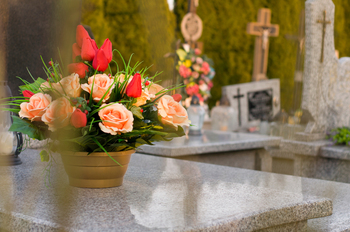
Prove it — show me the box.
[54,73,82,98]
[157,95,190,128]
[98,103,134,135]
[134,88,150,107]
[19,93,52,121]
[148,83,165,99]
[81,74,115,102]
[42,97,75,131]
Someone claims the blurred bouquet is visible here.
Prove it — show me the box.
[176,44,215,107]
[4,25,190,162]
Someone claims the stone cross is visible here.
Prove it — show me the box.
[233,88,244,126]
[317,10,331,63]
[302,0,350,132]
[247,8,279,82]
[285,10,305,111]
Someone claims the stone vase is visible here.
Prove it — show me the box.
[60,150,134,188]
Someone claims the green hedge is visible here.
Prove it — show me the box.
[82,0,176,83]
[174,0,350,111]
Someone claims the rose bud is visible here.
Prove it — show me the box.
[72,43,81,62]
[81,38,96,61]
[68,62,89,78]
[92,49,109,72]
[172,93,182,102]
[100,38,113,63]
[48,61,54,66]
[126,73,142,98]
[22,90,35,98]
[70,109,87,128]
[76,25,91,48]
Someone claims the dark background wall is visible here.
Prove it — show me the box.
[2,0,82,95]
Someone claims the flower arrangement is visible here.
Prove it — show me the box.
[5,25,190,164]
[176,44,215,107]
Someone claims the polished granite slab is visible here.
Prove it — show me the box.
[0,149,332,231]
[280,139,333,156]
[140,130,281,157]
[321,146,350,161]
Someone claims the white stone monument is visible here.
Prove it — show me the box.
[302,0,350,133]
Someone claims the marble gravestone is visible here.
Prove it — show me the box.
[223,79,280,130]
[302,0,350,133]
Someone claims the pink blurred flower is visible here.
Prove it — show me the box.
[207,81,213,90]
[186,84,199,96]
[199,80,205,85]
[194,48,201,55]
[179,65,191,78]
[192,71,199,79]
[200,62,210,75]
[196,57,203,64]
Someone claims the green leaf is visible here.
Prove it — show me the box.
[40,150,49,162]
[9,116,45,140]
[91,137,122,166]
[130,106,144,119]
[152,125,163,130]
[19,77,46,93]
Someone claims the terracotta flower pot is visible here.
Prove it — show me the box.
[60,150,134,188]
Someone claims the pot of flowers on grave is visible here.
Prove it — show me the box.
[5,25,190,188]
[175,44,215,125]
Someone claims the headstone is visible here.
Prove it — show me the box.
[2,0,81,95]
[301,0,350,132]
[285,10,305,112]
[247,8,279,81]
[223,79,280,130]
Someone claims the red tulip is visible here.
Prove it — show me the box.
[92,49,109,72]
[76,25,91,48]
[70,109,87,128]
[100,38,113,63]
[22,90,34,98]
[126,73,142,98]
[172,94,182,102]
[91,39,98,52]
[68,62,89,78]
[72,43,81,62]
[81,38,96,61]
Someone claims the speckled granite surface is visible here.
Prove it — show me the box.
[140,130,281,157]
[321,146,350,161]
[280,139,333,156]
[0,149,333,231]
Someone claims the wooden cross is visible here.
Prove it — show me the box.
[317,10,331,63]
[188,0,198,14]
[247,8,279,81]
[285,10,305,111]
[233,88,244,126]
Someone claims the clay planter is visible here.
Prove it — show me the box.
[61,150,134,188]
